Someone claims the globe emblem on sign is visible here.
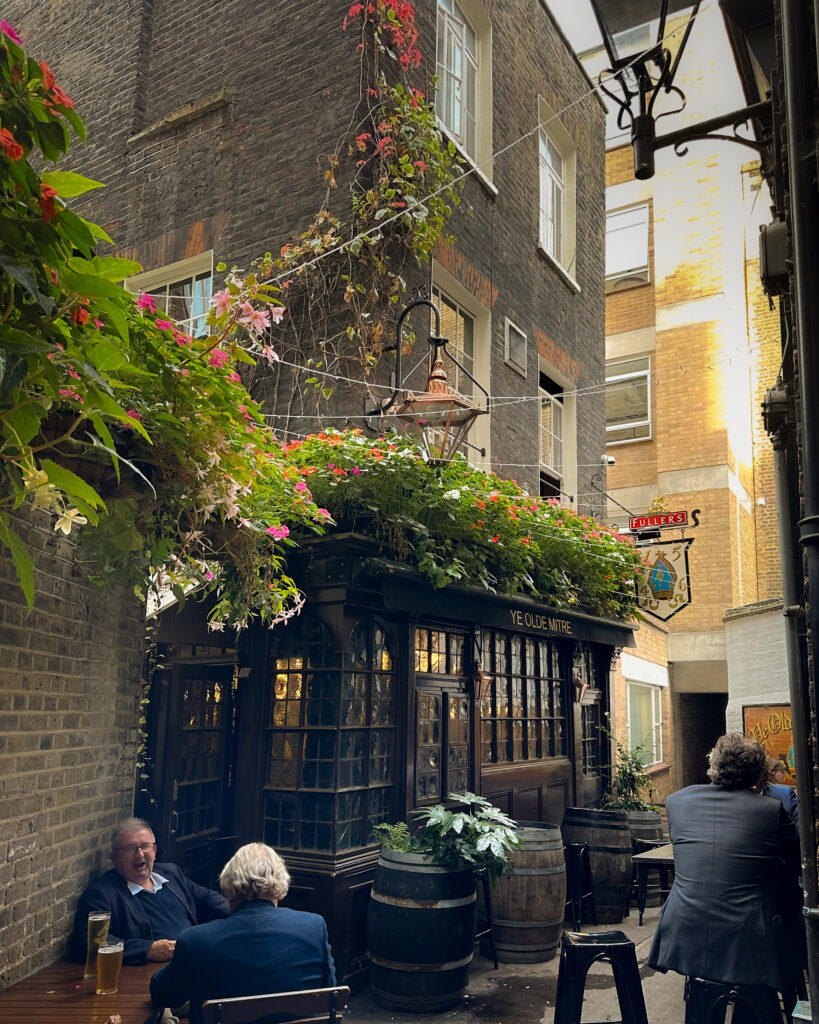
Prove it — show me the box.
[648,554,677,600]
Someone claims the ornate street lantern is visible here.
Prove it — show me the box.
[589,0,771,179]
[365,292,488,464]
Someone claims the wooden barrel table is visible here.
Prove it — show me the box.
[561,807,632,924]
[478,822,566,963]
[366,849,476,1012]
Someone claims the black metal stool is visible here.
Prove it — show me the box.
[474,866,499,969]
[554,930,649,1024]
[684,977,786,1023]
[564,842,595,931]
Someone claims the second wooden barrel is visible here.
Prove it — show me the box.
[478,822,566,963]
[561,807,632,924]
[628,810,664,907]
[366,849,476,1012]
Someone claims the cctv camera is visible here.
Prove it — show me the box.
[600,454,615,466]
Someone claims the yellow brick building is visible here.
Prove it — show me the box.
[585,4,786,788]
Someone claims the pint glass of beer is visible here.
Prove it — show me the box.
[96,941,124,995]
[83,911,111,979]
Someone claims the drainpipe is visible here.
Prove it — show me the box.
[768,407,819,1015]
[781,1,819,1016]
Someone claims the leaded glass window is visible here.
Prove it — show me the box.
[263,615,396,853]
[481,631,567,764]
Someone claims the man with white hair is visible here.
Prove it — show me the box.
[150,842,336,1024]
[71,818,229,965]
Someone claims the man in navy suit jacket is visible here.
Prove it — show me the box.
[150,842,336,1024]
[648,735,804,1019]
[70,818,229,965]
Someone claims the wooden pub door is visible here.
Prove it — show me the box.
[152,661,239,888]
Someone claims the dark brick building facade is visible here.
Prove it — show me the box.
[2,0,609,986]
[7,0,607,506]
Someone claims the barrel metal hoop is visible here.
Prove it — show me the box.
[492,916,566,929]
[370,890,476,910]
[585,845,632,854]
[367,951,474,972]
[508,865,565,876]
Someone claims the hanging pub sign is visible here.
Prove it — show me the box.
[637,538,694,620]
[629,509,700,531]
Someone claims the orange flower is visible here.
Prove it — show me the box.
[0,127,23,161]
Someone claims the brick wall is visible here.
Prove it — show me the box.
[724,601,788,731]
[3,0,607,512]
[0,509,144,988]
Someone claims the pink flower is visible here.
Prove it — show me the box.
[226,371,241,383]
[173,330,192,347]
[59,387,79,400]
[351,467,361,475]
[238,302,271,336]
[260,345,279,364]
[266,524,290,540]
[94,319,104,328]
[209,349,230,368]
[0,20,21,43]
[212,288,232,316]
[270,306,285,325]
[295,481,308,492]
[125,409,141,420]
[205,571,215,581]
[315,508,331,519]
[136,293,156,313]
[155,319,173,331]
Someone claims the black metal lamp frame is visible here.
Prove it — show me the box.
[591,0,772,179]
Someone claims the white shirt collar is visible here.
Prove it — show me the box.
[126,871,168,896]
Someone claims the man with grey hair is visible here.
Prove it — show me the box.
[150,842,335,1024]
[70,818,229,965]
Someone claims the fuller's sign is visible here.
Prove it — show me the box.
[629,511,688,530]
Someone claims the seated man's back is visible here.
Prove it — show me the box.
[150,844,336,1024]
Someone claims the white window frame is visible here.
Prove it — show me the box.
[540,388,564,482]
[537,361,576,504]
[538,97,577,282]
[504,318,527,377]
[435,0,493,181]
[430,265,491,468]
[606,203,650,291]
[125,251,214,338]
[627,680,664,766]
[605,356,651,445]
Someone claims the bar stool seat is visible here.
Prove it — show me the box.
[684,977,786,1023]
[554,930,649,1024]
[564,842,595,931]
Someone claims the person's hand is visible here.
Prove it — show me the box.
[147,939,176,961]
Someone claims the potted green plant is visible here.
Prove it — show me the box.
[366,793,519,1012]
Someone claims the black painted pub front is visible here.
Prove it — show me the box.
[146,536,634,984]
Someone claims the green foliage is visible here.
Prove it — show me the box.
[282,430,645,620]
[601,714,658,811]
[0,26,327,628]
[372,792,521,886]
[370,821,412,851]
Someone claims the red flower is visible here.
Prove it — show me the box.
[0,128,22,161]
[490,535,500,544]
[38,184,58,223]
[70,306,90,326]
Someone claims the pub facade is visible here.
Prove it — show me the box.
[146,536,634,983]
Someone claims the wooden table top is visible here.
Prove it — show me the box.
[0,959,160,1024]
[632,842,675,865]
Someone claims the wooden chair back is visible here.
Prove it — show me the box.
[201,986,350,1024]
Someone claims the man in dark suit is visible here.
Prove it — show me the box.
[70,818,229,965]
[150,842,336,1024]
[647,734,804,1019]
